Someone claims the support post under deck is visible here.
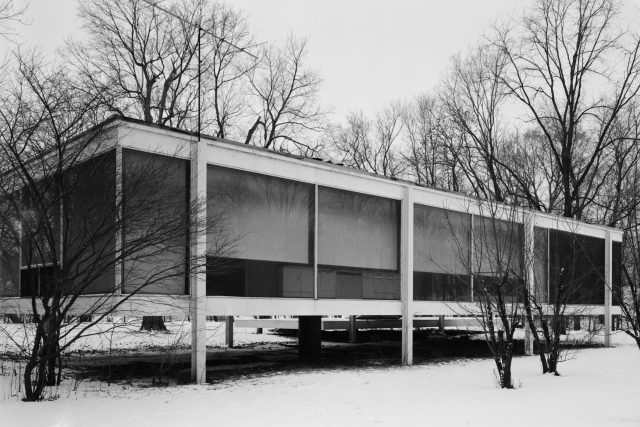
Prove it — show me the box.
[401,186,414,365]
[190,138,207,383]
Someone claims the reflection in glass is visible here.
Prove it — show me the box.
[549,230,604,305]
[533,227,548,303]
[0,220,20,297]
[317,187,400,300]
[16,151,117,297]
[123,149,189,295]
[473,216,524,298]
[413,204,471,301]
[613,242,622,306]
[207,166,314,297]
[20,184,60,268]
[65,150,116,294]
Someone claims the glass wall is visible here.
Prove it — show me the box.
[20,181,61,296]
[317,187,399,299]
[207,166,314,297]
[0,213,20,297]
[413,205,471,301]
[612,241,622,306]
[549,230,604,305]
[533,227,549,303]
[16,151,117,297]
[123,149,189,295]
[65,150,117,295]
[472,216,524,298]
[18,167,62,297]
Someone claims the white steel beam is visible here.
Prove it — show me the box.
[604,230,612,347]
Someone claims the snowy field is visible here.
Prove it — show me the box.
[0,321,638,427]
[0,319,296,355]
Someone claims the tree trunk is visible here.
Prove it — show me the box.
[528,315,549,373]
[24,335,48,401]
[547,337,561,375]
[45,342,57,386]
[24,361,39,401]
[140,316,168,332]
[502,357,513,389]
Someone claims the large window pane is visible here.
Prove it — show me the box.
[317,268,399,300]
[413,204,471,301]
[20,265,58,297]
[123,150,189,295]
[16,151,117,297]
[413,272,470,301]
[0,250,19,297]
[208,166,312,263]
[612,241,622,306]
[0,213,19,297]
[21,184,60,268]
[207,258,314,298]
[207,166,314,297]
[473,216,524,298]
[533,227,548,303]
[317,187,399,300]
[549,230,604,305]
[318,187,398,270]
[19,186,60,297]
[65,150,116,295]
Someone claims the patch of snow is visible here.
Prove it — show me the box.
[0,326,638,426]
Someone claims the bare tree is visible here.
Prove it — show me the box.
[495,0,640,219]
[68,0,255,332]
[589,103,640,227]
[332,103,406,178]
[245,36,325,154]
[618,186,640,349]
[402,94,462,190]
[72,0,197,125]
[198,3,256,139]
[470,205,526,388]
[0,0,28,41]
[522,223,606,375]
[0,54,231,400]
[511,129,565,212]
[441,45,511,203]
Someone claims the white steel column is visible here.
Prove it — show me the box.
[313,184,318,300]
[401,186,414,365]
[604,230,612,347]
[225,316,234,348]
[190,138,207,383]
[523,211,535,356]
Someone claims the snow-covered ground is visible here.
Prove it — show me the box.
[0,322,638,427]
[0,319,296,355]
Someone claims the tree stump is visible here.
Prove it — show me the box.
[5,314,23,323]
[140,316,168,331]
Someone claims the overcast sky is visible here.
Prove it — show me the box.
[231,0,531,117]
[0,0,547,118]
